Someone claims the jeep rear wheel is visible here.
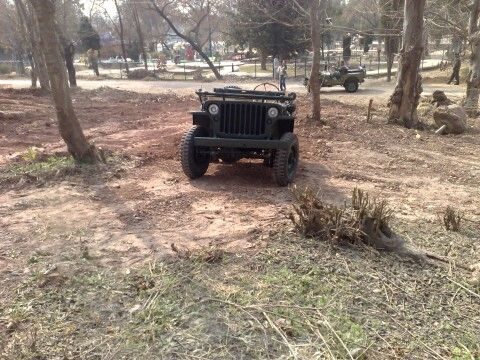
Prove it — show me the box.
[344,78,359,93]
[180,125,210,179]
[273,132,299,186]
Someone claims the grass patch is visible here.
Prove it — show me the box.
[0,150,135,188]
[1,235,478,359]
[0,152,76,186]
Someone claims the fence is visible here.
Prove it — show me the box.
[236,49,441,80]
[1,47,445,81]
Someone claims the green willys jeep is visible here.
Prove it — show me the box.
[304,65,366,93]
[180,84,299,186]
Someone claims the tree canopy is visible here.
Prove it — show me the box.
[78,16,101,51]
[227,0,310,59]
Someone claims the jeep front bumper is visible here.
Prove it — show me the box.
[194,137,290,150]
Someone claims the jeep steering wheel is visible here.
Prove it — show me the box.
[253,82,280,92]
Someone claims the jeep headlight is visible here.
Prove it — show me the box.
[267,107,279,118]
[208,104,219,115]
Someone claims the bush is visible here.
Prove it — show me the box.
[0,64,11,75]
[289,187,404,251]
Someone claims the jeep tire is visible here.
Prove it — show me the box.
[344,78,359,93]
[273,132,299,186]
[180,125,210,179]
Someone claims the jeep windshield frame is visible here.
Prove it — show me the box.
[196,88,296,104]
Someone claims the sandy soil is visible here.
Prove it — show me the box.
[1,86,479,272]
[1,85,479,359]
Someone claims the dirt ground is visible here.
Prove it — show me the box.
[0,85,479,359]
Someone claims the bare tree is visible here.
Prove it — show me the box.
[112,0,130,74]
[382,0,403,82]
[13,0,50,92]
[309,0,324,122]
[29,0,100,162]
[465,0,480,116]
[131,0,148,70]
[149,0,222,80]
[388,0,426,128]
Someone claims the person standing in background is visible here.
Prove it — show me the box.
[447,53,461,85]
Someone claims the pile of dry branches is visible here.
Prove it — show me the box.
[289,187,404,251]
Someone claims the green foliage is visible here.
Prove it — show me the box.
[22,147,39,162]
[77,16,101,52]
[226,0,309,59]
[0,63,11,75]
[6,154,75,178]
[127,41,141,61]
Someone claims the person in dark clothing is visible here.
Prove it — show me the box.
[447,54,461,85]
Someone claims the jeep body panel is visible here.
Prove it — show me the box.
[192,87,296,152]
[180,86,299,185]
[304,66,366,90]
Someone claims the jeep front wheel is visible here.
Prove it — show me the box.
[180,125,210,179]
[344,78,359,93]
[273,132,299,186]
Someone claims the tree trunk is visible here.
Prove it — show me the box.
[113,0,130,74]
[57,27,77,87]
[22,0,51,92]
[151,1,222,80]
[382,0,402,82]
[64,43,77,87]
[260,52,267,70]
[386,53,394,82]
[132,1,148,70]
[14,0,29,76]
[28,53,37,87]
[388,0,425,128]
[63,43,77,87]
[29,0,100,163]
[15,52,26,75]
[308,0,324,123]
[15,0,46,92]
[465,0,480,117]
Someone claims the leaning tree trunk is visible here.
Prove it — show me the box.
[26,0,51,91]
[388,0,425,128]
[29,0,100,163]
[132,0,148,70]
[465,0,480,117]
[308,0,323,122]
[15,0,50,91]
[114,0,130,74]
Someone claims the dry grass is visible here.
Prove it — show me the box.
[443,206,463,232]
[1,233,479,359]
[289,187,403,251]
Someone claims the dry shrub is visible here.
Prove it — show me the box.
[443,206,462,232]
[289,187,404,251]
[171,243,224,263]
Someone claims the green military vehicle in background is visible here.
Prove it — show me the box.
[304,65,366,93]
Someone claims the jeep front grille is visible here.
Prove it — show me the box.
[219,102,267,136]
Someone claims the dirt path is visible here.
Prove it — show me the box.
[0,75,468,104]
